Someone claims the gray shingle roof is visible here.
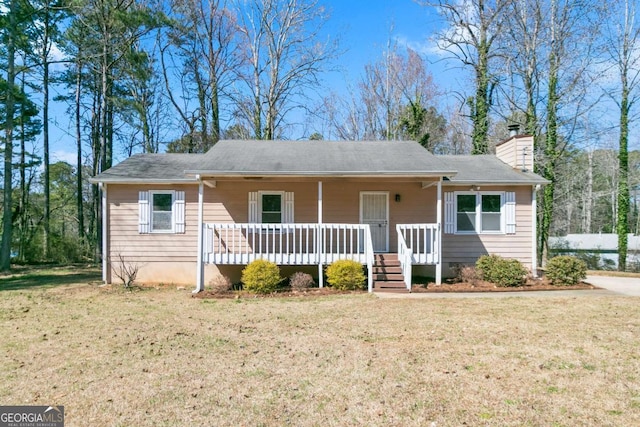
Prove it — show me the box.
[90,153,203,183]
[91,140,547,185]
[186,140,457,177]
[440,155,548,185]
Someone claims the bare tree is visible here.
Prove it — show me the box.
[498,0,543,138]
[160,0,241,151]
[603,0,640,271]
[422,0,509,154]
[538,0,600,263]
[497,0,601,263]
[233,0,337,140]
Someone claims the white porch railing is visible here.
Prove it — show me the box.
[396,229,413,291]
[204,223,375,290]
[396,224,439,264]
[396,224,440,290]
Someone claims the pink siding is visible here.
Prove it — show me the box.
[441,186,534,269]
[106,179,535,283]
[322,180,437,252]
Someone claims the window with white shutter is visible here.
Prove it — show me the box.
[138,190,185,234]
[445,191,515,235]
[248,191,295,223]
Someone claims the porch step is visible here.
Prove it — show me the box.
[372,254,409,293]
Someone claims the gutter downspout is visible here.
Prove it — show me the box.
[101,183,108,283]
[532,184,540,276]
[318,181,323,287]
[194,176,205,293]
[436,178,442,285]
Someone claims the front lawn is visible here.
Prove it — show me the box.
[0,270,638,426]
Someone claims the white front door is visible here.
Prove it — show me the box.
[360,192,389,252]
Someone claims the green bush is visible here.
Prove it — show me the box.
[476,254,527,287]
[325,260,365,290]
[546,256,587,286]
[241,259,282,293]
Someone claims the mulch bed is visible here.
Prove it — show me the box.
[192,288,362,299]
[412,278,596,293]
[192,278,597,298]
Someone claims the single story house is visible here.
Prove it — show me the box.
[91,134,547,292]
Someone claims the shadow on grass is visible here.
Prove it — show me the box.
[0,266,102,291]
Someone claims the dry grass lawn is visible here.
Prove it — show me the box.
[1,268,639,426]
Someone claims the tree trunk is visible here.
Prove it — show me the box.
[43,46,51,260]
[471,38,490,154]
[76,58,84,240]
[18,76,27,263]
[539,0,559,266]
[585,150,593,233]
[618,82,630,271]
[0,0,17,271]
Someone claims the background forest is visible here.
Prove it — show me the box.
[1,0,640,270]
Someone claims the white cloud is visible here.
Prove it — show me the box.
[394,34,443,57]
[52,150,77,165]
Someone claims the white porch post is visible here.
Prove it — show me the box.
[101,183,108,283]
[194,177,205,293]
[318,181,323,287]
[532,184,539,276]
[436,178,442,285]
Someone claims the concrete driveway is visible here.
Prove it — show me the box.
[585,275,640,296]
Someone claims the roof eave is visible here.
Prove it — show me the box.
[184,170,458,178]
[88,177,198,184]
[444,179,549,186]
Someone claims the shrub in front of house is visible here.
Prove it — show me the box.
[209,274,232,293]
[545,256,587,286]
[453,264,480,286]
[289,272,315,291]
[476,254,527,287]
[241,259,282,293]
[325,260,365,290]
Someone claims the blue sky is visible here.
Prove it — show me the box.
[320,0,463,94]
[48,1,467,164]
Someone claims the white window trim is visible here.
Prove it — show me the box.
[258,191,285,224]
[150,190,175,233]
[454,191,505,235]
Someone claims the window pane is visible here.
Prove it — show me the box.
[261,194,282,223]
[262,194,282,212]
[153,212,172,230]
[481,195,501,213]
[457,213,475,231]
[482,213,501,231]
[153,194,172,211]
[457,194,476,212]
[152,193,173,231]
[262,212,281,223]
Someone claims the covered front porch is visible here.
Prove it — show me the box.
[199,222,441,292]
[192,178,444,292]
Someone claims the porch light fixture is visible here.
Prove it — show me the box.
[395,193,401,202]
